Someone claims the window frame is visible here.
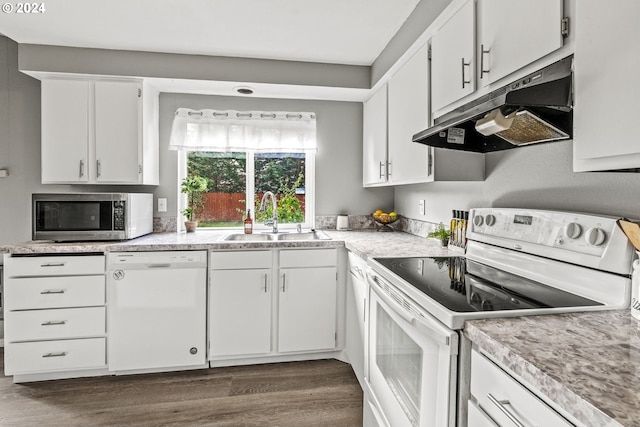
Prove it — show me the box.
[178,149,315,232]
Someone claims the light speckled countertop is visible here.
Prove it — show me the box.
[0,229,452,258]
[466,311,640,427]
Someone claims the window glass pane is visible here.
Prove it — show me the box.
[254,153,305,225]
[187,151,246,227]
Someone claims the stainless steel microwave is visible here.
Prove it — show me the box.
[32,193,153,242]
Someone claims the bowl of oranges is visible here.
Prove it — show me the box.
[372,209,398,231]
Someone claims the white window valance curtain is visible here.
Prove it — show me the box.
[169,108,317,152]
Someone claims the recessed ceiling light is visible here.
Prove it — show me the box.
[235,86,254,95]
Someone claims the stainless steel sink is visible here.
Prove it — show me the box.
[220,233,275,241]
[220,230,331,242]
[275,230,331,241]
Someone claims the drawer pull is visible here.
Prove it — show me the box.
[41,320,67,326]
[487,393,526,427]
[41,263,65,267]
[40,289,66,295]
[42,352,67,358]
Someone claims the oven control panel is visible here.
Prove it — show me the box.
[468,208,629,260]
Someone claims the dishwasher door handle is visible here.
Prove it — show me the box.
[147,264,171,268]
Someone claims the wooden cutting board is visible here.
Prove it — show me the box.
[617,219,640,251]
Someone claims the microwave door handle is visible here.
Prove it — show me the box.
[367,271,458,352]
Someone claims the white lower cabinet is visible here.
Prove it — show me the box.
[209,248,338,361]
[345,251,367,387]
[470,349,574,427]
[3,254,107,380]
[209,269,271,356]
[278,266,337,353]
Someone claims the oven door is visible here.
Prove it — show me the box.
[366,270,458,427]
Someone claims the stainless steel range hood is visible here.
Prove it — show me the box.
[413,56,573,153]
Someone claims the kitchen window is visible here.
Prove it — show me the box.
[171,109,316,231]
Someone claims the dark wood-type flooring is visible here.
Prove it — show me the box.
[0,348,363,427]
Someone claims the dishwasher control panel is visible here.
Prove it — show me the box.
[108,251,208,269]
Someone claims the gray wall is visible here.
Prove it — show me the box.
[157,93,393,220]
[0,38,45,245]
[395,141,640,225]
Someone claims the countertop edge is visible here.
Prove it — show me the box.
[465,320,626,427]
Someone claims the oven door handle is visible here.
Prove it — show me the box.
[367,270,458,353]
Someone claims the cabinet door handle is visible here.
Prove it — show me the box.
[379,161,385,179]
[79,160,85,178]
[41,320,67,326]
[96,160,102,178]
[40,289,65,294]
[480,44,491,79]
[282,273,286,292]
[387,161,392,177]
[42,352,67,358]
[40,263,65,268]
[487,393,526,427]
[461,57,472,88]
[264,273,268,293]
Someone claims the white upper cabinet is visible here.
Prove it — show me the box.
[94,81,143,183]
[41,78,159,185]
[387,43,431,185]
[573,0,640,171]
[477,0,564,88]
[41,80,90,183]
[363,84,388,186]
[363,40,484,186]
[363,43,433,186]
[431,0,476,113]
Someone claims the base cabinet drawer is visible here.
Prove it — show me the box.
[6,275,105,309]
[5,338,106,375]
[471,350,573,427]
[6,307,106,342]
[6,255,105,277]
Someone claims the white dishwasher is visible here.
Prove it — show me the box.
[107,251,207,373]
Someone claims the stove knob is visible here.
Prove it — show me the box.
[585,227,607,246]
[473,215,484,226]
[563,222,583,239]
[485,214,496,226]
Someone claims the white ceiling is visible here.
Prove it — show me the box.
[0,0,420,66]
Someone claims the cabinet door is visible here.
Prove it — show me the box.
[346,254,367,386]
[41,79,90,183]
[431,0,475,113]
[94,81,142,183]
[478,0,564,87]
[209,269,271,357]
[278,266,337,353]
[573,0,640,171]
[388,43,431,184]
[363,85,388,186]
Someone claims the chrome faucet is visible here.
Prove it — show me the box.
[259,191,278,233]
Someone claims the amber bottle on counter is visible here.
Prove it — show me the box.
[244,209,253,234]
[450,210,459,247]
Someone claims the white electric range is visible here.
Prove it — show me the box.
[364,208,634,427]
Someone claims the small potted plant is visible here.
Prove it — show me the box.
[428,222,451,247]
[180,175,208,232]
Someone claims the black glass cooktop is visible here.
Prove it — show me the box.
[374,256,601,313]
